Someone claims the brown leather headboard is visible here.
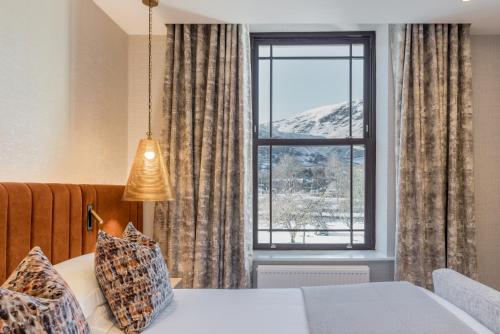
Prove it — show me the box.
[0,183,143,282]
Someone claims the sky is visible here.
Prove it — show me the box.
[258,52,364,124]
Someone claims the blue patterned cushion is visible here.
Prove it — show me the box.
[0,247,90,334]
[433,268,500,333]
[95,224,173,333]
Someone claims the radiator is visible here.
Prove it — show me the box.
[257,265,370,288]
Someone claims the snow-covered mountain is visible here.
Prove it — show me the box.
[259,100,363,139]
[257,101,365,171]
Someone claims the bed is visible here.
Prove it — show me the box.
[1,182,498,334]
[85,284,494,334]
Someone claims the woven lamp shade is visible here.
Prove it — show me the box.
[123,138,174,201]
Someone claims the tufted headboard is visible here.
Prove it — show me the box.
[0,183,143,282]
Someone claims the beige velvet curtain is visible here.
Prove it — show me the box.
[392,24,477,289]
[153,24,252,289]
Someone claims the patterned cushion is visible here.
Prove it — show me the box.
[95,223,173,333]
[0,247,90,334]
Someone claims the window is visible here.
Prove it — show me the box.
[252,32,376,250]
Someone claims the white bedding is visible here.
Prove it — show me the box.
[88,287,492,334]
[89,289,309,334]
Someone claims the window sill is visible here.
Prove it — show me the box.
[253,250,394,263]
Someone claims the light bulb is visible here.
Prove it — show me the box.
[144,150,156,161]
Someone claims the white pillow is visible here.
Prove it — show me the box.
[86,304,117,334]
[54,252,107,318]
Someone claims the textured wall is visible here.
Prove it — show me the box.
[0,0,128,184]
[471,35,500,290]
[68,0,129,184]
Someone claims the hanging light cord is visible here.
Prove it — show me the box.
[147,3,153,139]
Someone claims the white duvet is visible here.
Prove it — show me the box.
[87,288,492,334]
[89,288,308,334]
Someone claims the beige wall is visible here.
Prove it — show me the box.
[0,0,128,184]
[472,35,500,290]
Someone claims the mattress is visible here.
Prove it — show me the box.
[88,287,493,334]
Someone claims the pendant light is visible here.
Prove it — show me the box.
[123,0,174,201]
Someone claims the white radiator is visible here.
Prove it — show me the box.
[257,265,370,288]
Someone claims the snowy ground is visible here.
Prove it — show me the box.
[257,193,365,245]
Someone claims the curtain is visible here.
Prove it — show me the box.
[391,24,477,289]
[153,24,252,289]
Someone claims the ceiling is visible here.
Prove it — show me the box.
[93,0,500,35]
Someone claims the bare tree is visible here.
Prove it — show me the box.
[325,154,350,229]
[261,148,355,244]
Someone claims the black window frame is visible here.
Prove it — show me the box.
[251,31,376,250]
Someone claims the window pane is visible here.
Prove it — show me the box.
[259,45,270,57]
[272,231,297,244]
[271,231,352,244]
[252,34,374,250]
[272,59,350,139]
[305,231,350,244]
[353,145,365,230]
[258,231,270,243]
[353,231,364,244]
[258,146,270,229]
[352,59,364,138]
[270,146,351,234]
[258,59,270,138]
[273,44,349,57]
[352,44,364,57]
